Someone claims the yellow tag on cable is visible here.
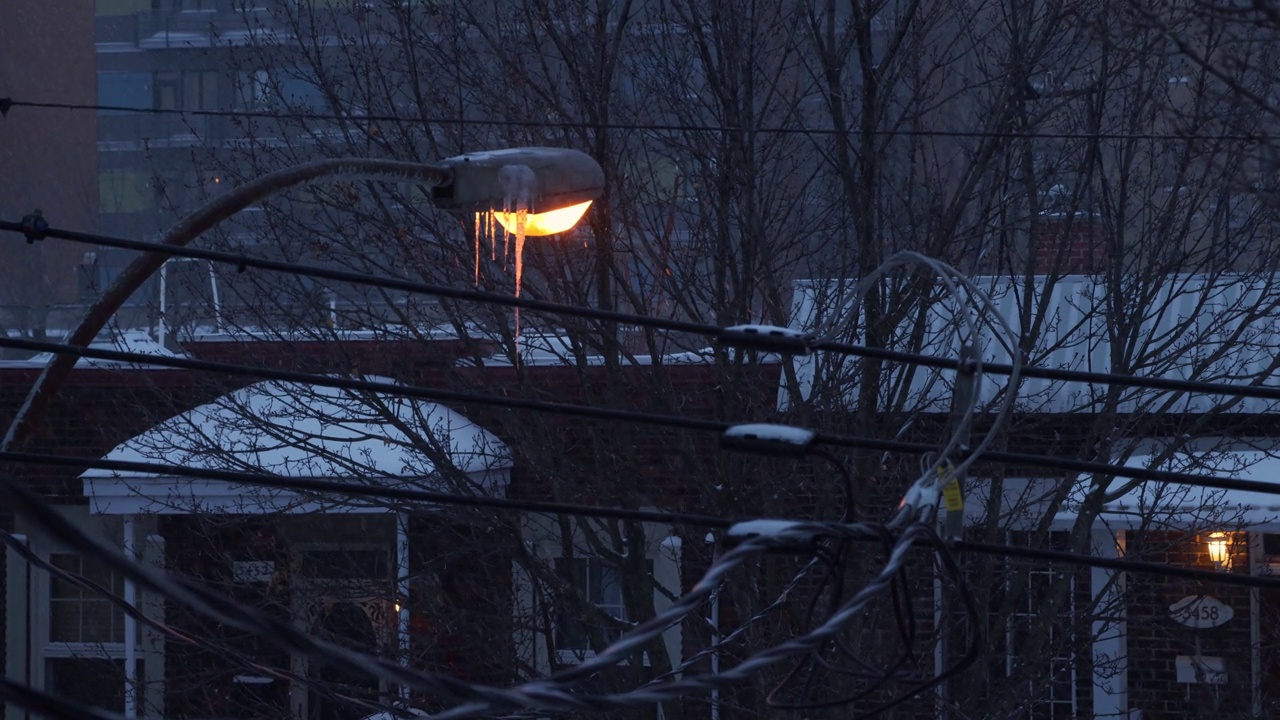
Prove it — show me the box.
[942,479,964,512]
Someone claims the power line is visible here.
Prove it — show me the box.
[0,455,929,719]
[0,530,383,719]
[954,538,1280,589]
[2,97,1271,144]
[0,450,733,529]
[10,219,1280,407]
[2,334,1280,500]
[0,334,730,432]
[0,217,713,336]
[0,90,1269,713]
[6,443,1273,593]
[811,336,1280,403]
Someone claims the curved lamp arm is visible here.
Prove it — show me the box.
[1,145,604,451]
[1,158,454,451]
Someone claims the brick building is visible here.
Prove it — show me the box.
[790,271,1280,720]
[1,331,782,720]
[7,289,1280,720]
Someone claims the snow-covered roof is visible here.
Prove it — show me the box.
[183,325,467,344]
[470,332,725,367]
[82,378,511,515]
[0,330,180,370]
[788,274,1280,414]
[1090,447,1280,531]
[963,439,1280,532]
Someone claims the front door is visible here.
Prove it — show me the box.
[290,546,393,720]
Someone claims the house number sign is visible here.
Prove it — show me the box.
[1169,595,1234,628]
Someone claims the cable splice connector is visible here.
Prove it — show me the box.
[897,482,941,522]
[20,210,47,243]
[720,423,817,457]
[718,324,813,355]
[723,519,818,552]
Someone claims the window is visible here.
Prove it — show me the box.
[99,169,154,214]
[1261,534,1280,570]
[235,70,271,110]
[1005,535,1078,720]
[235,69,328,111]
[98,72,153,114]
[96,0,150,15]
[155,71,219,112]
[553,557,653,654]
[46,658,137,714]
[7,514,167,719]
[50,554,126,643]
[44,554,135,714]
[298,549,390,580]
[554,558,625,651]
[185,71,220,112]
[299,0,366,8]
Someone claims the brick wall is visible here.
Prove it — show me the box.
[1,504,9,669]
[1126,531,1255,720]
[0,341,786,713]
[0,369,242,496]
[12,345,1276,719]
[1032,217,1107,274]
[0,367,229,682]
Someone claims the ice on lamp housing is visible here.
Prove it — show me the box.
[430,146,604,236]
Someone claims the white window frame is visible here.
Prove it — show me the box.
[1006,551,1079,720]
[516,520,681,676]
[552,556,652,665]
[5,510,165,720]
[44,552,132,705]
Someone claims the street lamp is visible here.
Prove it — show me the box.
[0,147,604,451]
[430,146,603,236]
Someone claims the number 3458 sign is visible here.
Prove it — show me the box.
[1169,595,1234,629]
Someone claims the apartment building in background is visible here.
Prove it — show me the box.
[0,0,98,346]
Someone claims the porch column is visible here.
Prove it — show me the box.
[4,534,31,720]
[396,512,410,699]
[124,516,138,719]
[1091,528,1128,718]
[1250,532,1262,716]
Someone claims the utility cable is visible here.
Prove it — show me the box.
[1,151,1274,717]
[0,450,733,529]
[6,447,1278,594]
[0,228,1272,715]
[2,97,1271,144]
[0,217,713,337]
[8,218,1280,407]
[0,530,392,720]
[3,450,1275,720]
[0,464,897,719]
[3,335,1279,500]
[810,336,1280,405]
[953,538,1280,589]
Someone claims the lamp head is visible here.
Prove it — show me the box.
[1205,531,1231,568]
[431,147,604,235]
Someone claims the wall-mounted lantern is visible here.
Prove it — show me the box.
[1205,531,1231,569]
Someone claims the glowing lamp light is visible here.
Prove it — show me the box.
[1205,532,1231,568]
[492,200,593,237]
